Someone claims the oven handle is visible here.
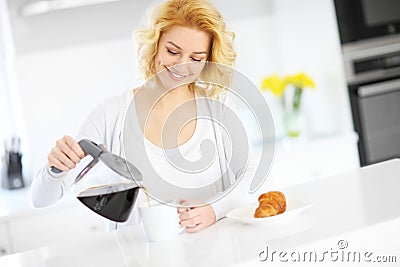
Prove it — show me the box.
[358,78,400,97]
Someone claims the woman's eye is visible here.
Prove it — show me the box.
[167,49,178,55]
[191,58,202,62]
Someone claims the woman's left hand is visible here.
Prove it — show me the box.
[178,200,216,233]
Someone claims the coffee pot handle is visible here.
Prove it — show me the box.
[78,139,105,159]
[50,139,106,174]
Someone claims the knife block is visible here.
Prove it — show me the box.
[1,151,25,190]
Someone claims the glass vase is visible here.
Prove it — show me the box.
[283,108,303,138]
[282,86,305,139]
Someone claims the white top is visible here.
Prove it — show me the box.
[30,90,257,227]
[144,118,221,189]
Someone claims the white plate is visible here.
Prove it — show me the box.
[226,199,312,224]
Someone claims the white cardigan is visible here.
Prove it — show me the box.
[30,90,257,228]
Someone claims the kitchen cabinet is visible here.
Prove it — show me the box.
[0,222,12,256]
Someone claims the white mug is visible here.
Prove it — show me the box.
[139,200,184,242]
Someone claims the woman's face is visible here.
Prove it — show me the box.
[154,25,211,90]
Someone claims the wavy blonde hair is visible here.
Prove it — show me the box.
[135,0,237,97]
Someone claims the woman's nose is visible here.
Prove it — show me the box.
[175,54,191,64]
[174,56,192,73]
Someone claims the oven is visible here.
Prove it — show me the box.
[343,35,400,166]
[334,0,400,45]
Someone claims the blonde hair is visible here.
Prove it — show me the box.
[135,0,237,97]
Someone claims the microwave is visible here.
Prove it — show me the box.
[334,0,400,44]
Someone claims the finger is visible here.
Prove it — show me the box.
[177,199,190,213]
[177,206,191,214]
[180,215,202,227]
[63,135,85,158]
[48,156,70,172]
[51,147,77,169]
[62,136,85,160]
[179,209,196,220]
[56,139,82,164]
[185,223,206,233]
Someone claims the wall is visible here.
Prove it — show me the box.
[272,0,353,137]
[16,38,140,178]
[6,0,354,178]
[0,0,27,174]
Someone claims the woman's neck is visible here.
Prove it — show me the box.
[155,86,194,112]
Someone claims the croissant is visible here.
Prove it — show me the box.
[254,191,286,218]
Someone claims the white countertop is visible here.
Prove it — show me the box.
[0,158,399,266]
[0,186,77,223]
[0,187,32,220]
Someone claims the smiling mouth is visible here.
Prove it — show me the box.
[165,66,191,80]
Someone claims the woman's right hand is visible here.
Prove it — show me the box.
[48,135,85,172]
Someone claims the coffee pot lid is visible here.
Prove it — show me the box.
[70,139,142,186]
[99,153,142,183]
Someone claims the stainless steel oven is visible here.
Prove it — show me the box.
[343,35,400,166]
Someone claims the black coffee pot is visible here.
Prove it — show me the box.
[52,139,142,222]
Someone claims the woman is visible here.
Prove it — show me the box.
[31,0,255,233]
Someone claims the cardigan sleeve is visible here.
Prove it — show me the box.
[30,97,118,208]
[210,144,258,220]
[210,92,259,220]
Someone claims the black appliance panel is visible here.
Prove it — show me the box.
[334,0,400,44]
[355,78,400,164]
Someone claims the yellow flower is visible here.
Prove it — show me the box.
[284,72,316,89]
[260,75,286,96]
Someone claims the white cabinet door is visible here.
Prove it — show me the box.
[0,222,12,256]
[8,200,108,253]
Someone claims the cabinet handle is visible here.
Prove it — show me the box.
[358,77,400,97]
